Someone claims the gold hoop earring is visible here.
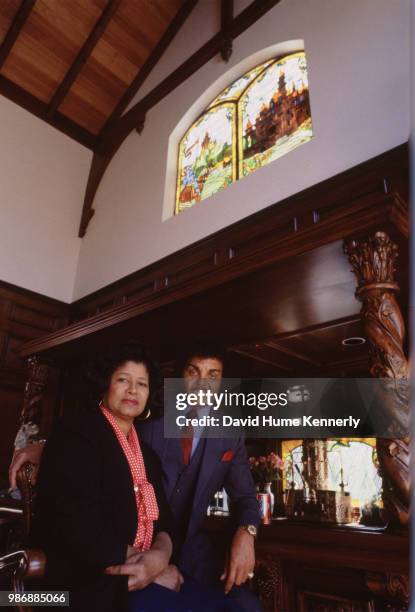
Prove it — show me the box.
[137,407,151,420]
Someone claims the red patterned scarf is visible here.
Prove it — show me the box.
[101,405,159,550]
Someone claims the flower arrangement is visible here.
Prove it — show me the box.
[249,452,285,484]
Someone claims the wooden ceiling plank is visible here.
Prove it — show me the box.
[102,0,198,134]
[0,0,35,70]
[116,0,282,139]
[46,0,122,120]
[0,73,96,149]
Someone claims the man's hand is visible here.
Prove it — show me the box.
[220,527,255,594]
[9,442,45,489]
[153,565,184,592]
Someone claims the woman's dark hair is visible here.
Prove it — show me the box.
[83,341,160,411]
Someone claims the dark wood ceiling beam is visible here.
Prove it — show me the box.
[0,0,36,70]
[103,0,198,134]
[46,0,122,120]
[79,0,281,236]
[0,75,96,149]
[106,0,281,149]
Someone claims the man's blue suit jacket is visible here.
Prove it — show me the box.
[137,417,260,582]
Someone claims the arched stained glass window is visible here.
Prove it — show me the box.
[175,51,313,214]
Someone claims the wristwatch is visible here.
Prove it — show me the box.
[240,524,258,538]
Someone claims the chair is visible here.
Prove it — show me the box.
[0,463,46,611]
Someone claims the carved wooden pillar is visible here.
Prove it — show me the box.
[343,231,409,529]
[366,571,410,610]
[14,356,49,449]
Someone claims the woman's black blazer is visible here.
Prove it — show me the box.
[30,410,172,612]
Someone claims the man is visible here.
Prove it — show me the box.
[10,342,261,611]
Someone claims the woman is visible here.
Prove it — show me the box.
[31,342,239,612]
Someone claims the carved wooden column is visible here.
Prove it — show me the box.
[343,231,409,528]
[366,571,410,610]
[14,356,49,449]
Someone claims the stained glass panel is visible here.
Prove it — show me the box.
[282,438,382,514]
[175,51,313,214]
[240,52,313,177]
[176,104,236,214]
[207,60,275,108]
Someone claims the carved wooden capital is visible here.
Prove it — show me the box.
[344,231,399,291]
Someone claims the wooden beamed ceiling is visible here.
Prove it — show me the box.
[0,0,193,145]
[0,0,282,237]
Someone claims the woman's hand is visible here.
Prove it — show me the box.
[9,441,45,488]
[105,532,171,591]
[153,565,184,592]
[105,549,169,591]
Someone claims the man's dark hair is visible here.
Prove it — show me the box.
[83,341,160,409]
[175,340,227,376]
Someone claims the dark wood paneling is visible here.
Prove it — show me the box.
[0,281,68,488]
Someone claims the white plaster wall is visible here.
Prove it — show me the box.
[73,0,410,300]
[0,96,91,302]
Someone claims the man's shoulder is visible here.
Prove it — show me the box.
[135,416,163,436]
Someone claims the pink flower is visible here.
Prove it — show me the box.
[267,452,285,469]
[276,456,285,469]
